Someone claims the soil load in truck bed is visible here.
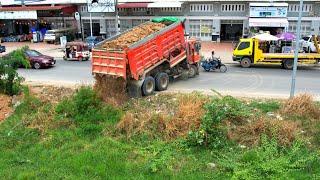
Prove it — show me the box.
[102,22,166,50]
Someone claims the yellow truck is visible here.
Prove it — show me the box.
[232,37,320,69]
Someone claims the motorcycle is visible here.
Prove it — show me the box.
[200,57,227,73]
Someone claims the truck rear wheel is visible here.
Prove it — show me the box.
[240,58,251,68]
[155,72,169,91]
[142,76,155,96]
[283,59,293,70]
[188,65,197,78]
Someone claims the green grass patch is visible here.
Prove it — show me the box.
[0,88,319,179]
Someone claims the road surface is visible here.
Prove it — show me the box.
[18,59,320,99]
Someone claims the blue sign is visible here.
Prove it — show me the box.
[250,7,287,18]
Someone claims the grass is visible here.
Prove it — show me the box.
[0,88,320,179]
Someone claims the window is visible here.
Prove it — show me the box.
[133,7,149,12]
[161,7,182,12]
[221,4,245,12]
[288,21,312,36]
[190,4,213,12]
[80,5,88,12]
[237,42,250,50]
[288,4,313,12]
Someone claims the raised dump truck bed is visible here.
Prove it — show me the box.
[92,20,201,97]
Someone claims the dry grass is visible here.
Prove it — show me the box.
[0,94,12,122]
[281,94,320,119]
[23,105,55,134]
[228,118,300,146]
[116,93,207,140]
[94,75,128,107]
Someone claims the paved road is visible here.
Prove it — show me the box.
[18,59,320,99]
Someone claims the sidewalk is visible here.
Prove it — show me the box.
[1,42,64,58]
[200,41,236,64]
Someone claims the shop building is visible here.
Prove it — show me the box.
[0,3,77,42]
[1,0,319,42]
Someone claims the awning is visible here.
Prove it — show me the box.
[148,2,182,8]
[0,5,75,11]
[249,18,289,27]
[117,3,149,8]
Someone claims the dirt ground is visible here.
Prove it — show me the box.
[0,95,12,122]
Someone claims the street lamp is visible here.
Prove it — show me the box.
[290,0,304,98]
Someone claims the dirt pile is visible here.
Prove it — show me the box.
[30,85,75,104]
[0,94,12,122]
[102,22,166,49]
[281,94,320,119]
[94,75,128,106]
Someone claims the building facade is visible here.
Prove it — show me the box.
[0,0,319,42]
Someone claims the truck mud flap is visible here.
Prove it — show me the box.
[127,79,144,98]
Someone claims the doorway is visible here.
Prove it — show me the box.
[220,20,243,41]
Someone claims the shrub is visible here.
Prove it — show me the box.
[281,94,320,119]
[55,86,122,136]
[187,96,251,148]
[220,136,320,179]
[0,47,29,95]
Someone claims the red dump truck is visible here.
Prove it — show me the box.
[92,20,201,97]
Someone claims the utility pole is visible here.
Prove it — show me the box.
[115,0,120,35]
[90,12,93,37]
[290,0,304,98]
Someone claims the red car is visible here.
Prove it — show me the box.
[24,50,56,69]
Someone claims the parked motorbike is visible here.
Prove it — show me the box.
[200,57,227,73]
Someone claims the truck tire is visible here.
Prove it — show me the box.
[283,59,293,70]
[155,72,169,91]
[142,76,155,96]
[188,65,197,78]
[240,58,251,68]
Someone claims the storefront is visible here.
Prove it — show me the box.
[220,20,243,41]
[0,5,77,42]
[248,3,289,36]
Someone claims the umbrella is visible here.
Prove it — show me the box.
[253,33,279,41]
[277,32,296,41]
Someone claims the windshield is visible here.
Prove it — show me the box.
[302,37,310,41]
[26,50,42,57]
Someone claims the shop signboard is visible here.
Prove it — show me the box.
[87,0,116,13]
[60,36,67,48]
[0,11,37,19]
[250,6,287,18]
[201,25,212,34]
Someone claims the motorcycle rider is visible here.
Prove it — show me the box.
[209,50,219,70]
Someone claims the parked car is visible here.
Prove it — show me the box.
[0,44,5,53]
[85,36,104,51]
[24,50,56,69]
[300,35,320,53]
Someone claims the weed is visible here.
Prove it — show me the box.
[218,136,320,179]
[249,100,281,113]
[55,86,122,136]
[117,93,207,140]
[187,96,251,148]
[281,94,320,119]
[228,118,300,147]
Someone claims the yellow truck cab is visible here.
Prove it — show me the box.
[233,37,320,69]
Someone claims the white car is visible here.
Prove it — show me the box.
[300,36,320,53]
